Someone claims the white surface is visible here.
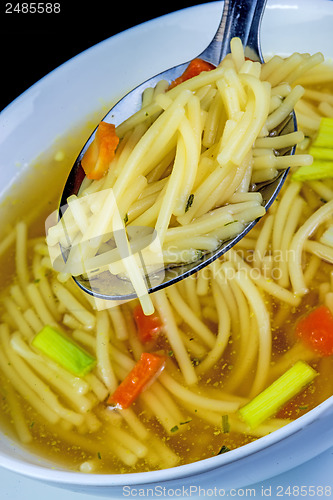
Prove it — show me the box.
[1,446,333,499]
[1,0,333,497]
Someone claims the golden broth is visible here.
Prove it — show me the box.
[0,227,332,474]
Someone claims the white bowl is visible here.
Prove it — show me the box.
[1,0,333,496]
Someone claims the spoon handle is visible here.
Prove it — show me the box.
[245,0,268,61]
[199,0,267,65]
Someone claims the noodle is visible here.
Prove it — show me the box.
[289,200,333,295]
[52,281,96,329]
[15,221,30,290]
[154,290,198,385]
[165,285,216,348]
[159,371,240,413]
[45,42,316,311]
[0,374,33,444]
[234,270,271,397]
[3,298,34,340]
[195,281,230,374]
[95,311,118,392]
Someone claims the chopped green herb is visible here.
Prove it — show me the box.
[97,452,102,460]
[217,445,230,455]
[185,194,194,212]
[222,414,230,433]
[224,220,238,226]
[32,325,96,377]
[179,419,192,426]
[123,213,129,224]
[170,425,179,433]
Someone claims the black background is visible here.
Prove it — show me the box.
[0,0,213,111]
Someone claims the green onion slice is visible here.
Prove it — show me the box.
[292,117,333,181]
[312,117,333,148]
[32,325,96,377]
[292,160,333,181]
[238,360,317,429]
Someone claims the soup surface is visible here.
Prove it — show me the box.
[1,50,333,474]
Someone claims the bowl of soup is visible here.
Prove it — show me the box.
[1,0,333,496]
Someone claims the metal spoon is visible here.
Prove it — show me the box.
[60,0,295,301]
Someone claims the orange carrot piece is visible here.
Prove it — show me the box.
[108,352,166,409]
[133,304,163,343]
[81,121,119,180]
[296,305,333,357]
[169,58,215,89]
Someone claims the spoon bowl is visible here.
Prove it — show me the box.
[59,0,296,301]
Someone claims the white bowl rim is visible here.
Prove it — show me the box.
[0,396,332,485]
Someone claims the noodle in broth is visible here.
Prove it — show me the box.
[1,43,333,474]
[46,39,314,314]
